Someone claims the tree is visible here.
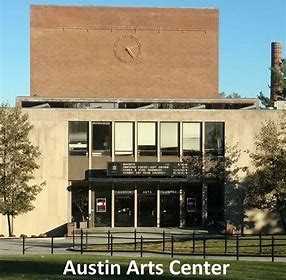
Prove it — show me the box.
[257,91,274,108]
[183,144,247,229]
[258,58,286,107]
[245,113,286,231]
[0,103,44,236]
[271,58,286,99]
[219,92,242,99]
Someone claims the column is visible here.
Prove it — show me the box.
[201,121,207,226]
[88,186,94,227]
[111,185,115,228]
[111,121,115,162]
[134,185,138,228]
[179,121,183,162]
[202,183,208,226]
[157,121,160,162]
[67,181,72,222]
[157,185,160,227]
[134,121,138,162]
[88,122,92,227]
[179,186,186,228]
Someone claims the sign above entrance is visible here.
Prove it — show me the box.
[107,162,190,177]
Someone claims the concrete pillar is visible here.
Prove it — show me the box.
[89,186,95,227]
[111,121,115,162]
[157,185,160,227]
[157,121,160,162]
[88,122,92,227]
[67,181,72,222]
[111,185,115,228]
[134,186,138,228]
[134,121,138,162]
[201,121,208,226]
[202,183,208,226]
[179,121,183,162]
[179,186,186,228]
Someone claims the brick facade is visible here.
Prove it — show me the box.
[31,6,218,99]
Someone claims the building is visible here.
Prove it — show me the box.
[0,6,284,236]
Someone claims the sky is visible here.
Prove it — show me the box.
[0,0,285,104]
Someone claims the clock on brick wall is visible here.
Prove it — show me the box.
[113,35,142,63]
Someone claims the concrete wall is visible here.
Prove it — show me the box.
[0,109,283,236]
[30,6,218,99]
[0,111,68,237]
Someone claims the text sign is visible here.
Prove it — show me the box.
[107,162,189,177]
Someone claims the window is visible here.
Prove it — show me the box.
[205,122,224,156]
[115,122,134,156]
[68,122,88,156]
[138,122,157,156]
[183,122,201,156]
[160,122,179,156]
[92,122,111,156]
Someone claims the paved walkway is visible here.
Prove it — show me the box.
[0,228,285,262]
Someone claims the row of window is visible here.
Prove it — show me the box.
[68,121,224,157]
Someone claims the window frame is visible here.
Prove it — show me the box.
[204,122,225,156]
[160,122,180,156]
[68,121,89,156]
[137,122,157,157]
[92,122,112,156]
[114,122,134,156]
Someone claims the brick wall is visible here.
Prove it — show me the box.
[31,6,218,99]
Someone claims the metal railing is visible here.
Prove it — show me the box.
[1,230,285,262]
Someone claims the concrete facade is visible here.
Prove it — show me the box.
[0,109,283,236]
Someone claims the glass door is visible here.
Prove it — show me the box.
[138,192,157,227]
[115,194,134,227]
[160,190,180,227]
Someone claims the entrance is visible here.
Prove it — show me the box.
[160,190,180,227]
[115,191,134,227]
[185,183,202,227]
[138,190,157,227]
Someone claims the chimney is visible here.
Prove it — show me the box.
[270,42,283,101]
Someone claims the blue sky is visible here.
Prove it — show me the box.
[1,0,285,104]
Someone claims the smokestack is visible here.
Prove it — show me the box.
[270,42,283,101]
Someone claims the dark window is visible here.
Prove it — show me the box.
[207,182,225,224]
[160,122,179,156]
[68,122,88,156]
[92,122,111,156]
[205,122,224,156]
[138,122,157,156]
[72,186,88,227]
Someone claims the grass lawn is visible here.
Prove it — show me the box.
[86,235,286,256]
[0,255,286,280]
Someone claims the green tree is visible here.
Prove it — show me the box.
[0,103,44,236]
[272,58,286,98]
[183,144,247,229]
[257,91,274,108]
[258,58,286,107]
[245,113,286,231]
[219,92,242,99]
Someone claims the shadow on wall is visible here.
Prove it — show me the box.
[244,209,284,234]
[224,181,246,232]
[45,223,67,237]
[225,181,284,234]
